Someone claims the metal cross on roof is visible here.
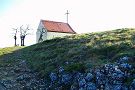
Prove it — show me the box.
[65,10,69,23]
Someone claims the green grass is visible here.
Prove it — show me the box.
[0,46,24,67]
[0,28,135,77]
[0,46,23,56]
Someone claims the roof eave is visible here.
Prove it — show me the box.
[48,31,76,34]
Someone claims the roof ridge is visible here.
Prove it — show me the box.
[41,20,67,24]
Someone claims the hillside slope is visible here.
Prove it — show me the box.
[21,28,135,74]
[0,28,135,89]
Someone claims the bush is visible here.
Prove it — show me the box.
[65,62,86,73]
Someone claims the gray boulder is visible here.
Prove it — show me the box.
[49,72,57,82]
[86,82,96,90]
[85,73,93,82]
[61,74,71,84]
[78,78,86,88]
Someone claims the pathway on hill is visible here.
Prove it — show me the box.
[0,50,47,90]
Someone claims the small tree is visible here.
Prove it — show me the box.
[19,25,31,46]
[12,28,18,46]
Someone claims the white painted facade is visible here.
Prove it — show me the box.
[36,21,75,43]
[46,32,74,39]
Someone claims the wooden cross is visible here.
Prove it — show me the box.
[65,10,69,23]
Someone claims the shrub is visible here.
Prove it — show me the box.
[65,62,86,73]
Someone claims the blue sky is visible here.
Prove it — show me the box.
[0,0,135,48]
[0,0,12,11]
[0,0,19,15]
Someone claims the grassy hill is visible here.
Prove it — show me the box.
[1,28,135,77]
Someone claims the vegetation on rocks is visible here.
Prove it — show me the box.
[0,28,135,89]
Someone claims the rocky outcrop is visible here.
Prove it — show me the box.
[0,56,135,90]
[48,56,135,90]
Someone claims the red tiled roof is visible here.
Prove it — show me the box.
[41,20,76,34]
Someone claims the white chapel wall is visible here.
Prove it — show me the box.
[46,32,74,40]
